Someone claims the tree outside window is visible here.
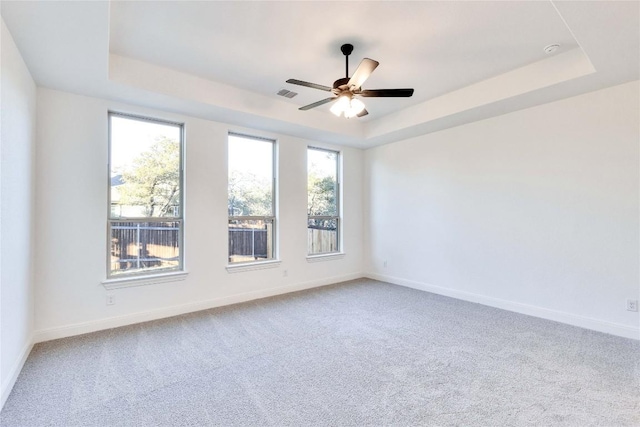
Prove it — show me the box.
[108,113,184,277]
[307,147,340,255]
[227,134,276,264]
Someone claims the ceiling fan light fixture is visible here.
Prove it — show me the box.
[348,98,366,117]
[331,94,366,118]
[330,94,351,117]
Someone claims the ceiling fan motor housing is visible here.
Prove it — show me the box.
[333,77,350,91]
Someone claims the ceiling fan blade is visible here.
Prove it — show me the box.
[286,79,332,92]
[359,89,414,97]
[357,108,369,118]
[299,97,336,111]
[347,58,379,89]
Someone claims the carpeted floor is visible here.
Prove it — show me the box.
[1,279,639,426]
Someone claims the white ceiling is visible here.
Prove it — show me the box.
[2,1,638,148]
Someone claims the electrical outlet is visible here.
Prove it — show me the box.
[627,299,638,312]
[106,294,115,306]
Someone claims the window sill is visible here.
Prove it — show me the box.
[226,260,281,273]
[306,253,345,263]
[102,271,189,290]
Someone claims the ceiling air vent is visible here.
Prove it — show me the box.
[277,89,298,98]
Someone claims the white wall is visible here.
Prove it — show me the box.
[365,81,640,339]
[34,88,364,340]
[0,18,37,407]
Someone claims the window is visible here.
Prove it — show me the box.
[307,147,340,255]
[108,113,184,278]
[228,133,276,264]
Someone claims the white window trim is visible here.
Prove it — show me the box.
[306,253,345,263]
[227,132,278,265]
[102,271,189,290]
[107,112,185,279]
[307,146,342,256]
[226,260,281,273]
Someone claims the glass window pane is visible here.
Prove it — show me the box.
[228,219,274,263]
[110,221,181,275]
[110,116,181,219]
[307,149,337,217]
[228,135,273,217]
[308,218,338,255]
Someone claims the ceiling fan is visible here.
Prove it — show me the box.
[286,44,414,118]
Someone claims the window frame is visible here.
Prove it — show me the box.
[307,146,341,256]
[106,111,185,279]
[227,132,277,265]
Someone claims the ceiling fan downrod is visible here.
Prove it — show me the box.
[341,43,354,78]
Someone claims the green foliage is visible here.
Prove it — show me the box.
[307,149,338,218]
[228,170,272,216]
[118,137,180,217]
[308,176,336,216]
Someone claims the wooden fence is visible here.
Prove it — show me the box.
[307,227,338,254]
[110,223,338,271]
[228,228,270,261]
[110,222,179,273]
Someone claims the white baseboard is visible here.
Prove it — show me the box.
[367,272,640,341]
[33,272,363,343]
[1,334,34,412]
